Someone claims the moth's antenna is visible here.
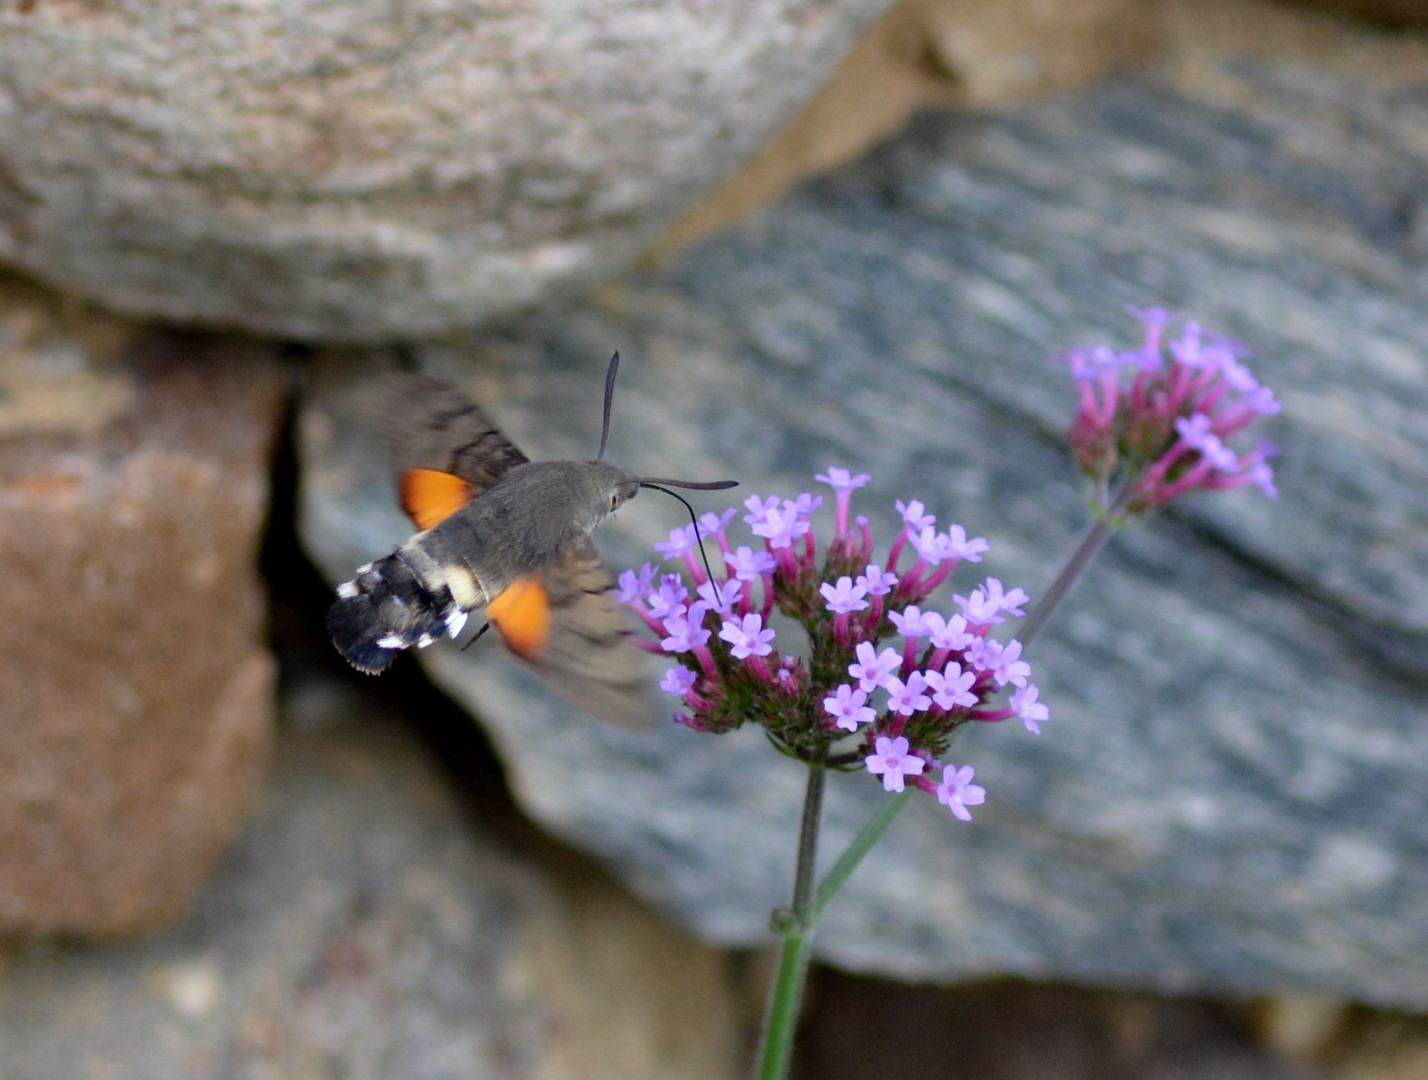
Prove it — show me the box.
[597,351,620,462]
[641,481,729,583]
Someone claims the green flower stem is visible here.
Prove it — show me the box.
[757,922,814,1080]
[757,761,826,1080]
[1017,515,1112,647]
[814,788,914,918]
[758,774,917,1080]
[792,760,827,916]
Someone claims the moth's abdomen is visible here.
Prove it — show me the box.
[327,545,473,674]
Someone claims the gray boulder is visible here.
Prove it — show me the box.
[0,0,890,341]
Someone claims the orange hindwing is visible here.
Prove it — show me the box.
[399,468,473,531]
[486,576,551,659]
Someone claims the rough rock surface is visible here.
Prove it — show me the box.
[0,282,286,935]
[0,700,743,1080]
[0,0,891,342]
[299,47,1428,1007]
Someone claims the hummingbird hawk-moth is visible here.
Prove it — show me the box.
[326,353,736,728]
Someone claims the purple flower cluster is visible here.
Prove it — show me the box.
[617,469,1046,821]
[1066,309,1279,514]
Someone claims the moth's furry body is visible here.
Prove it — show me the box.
[327,459,639,675]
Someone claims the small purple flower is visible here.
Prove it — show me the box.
[661,608,711,653]
[909,526,954,566]
[816,467,868,536]
[943,525,989,563]
[1218,350,1258,392]
[1010,684,1049,734]
[615,563,657,605]
[660,666,698,698]
[888,605,932,639]
[647,576,690,621]
[896,499,935,532]
[1175,415,1238,471]
[1244,447,1278,498]
[936,763,986,821]
[786,492,824,518]
[699,507,738,540]
[849,642,901,693]
[924,662,977,710]
[924,612,973,652]
[820,576,869,614]
[752,503,809,550]
[719,613,775,659]
[884,672,932,717]
[954,586,1004,626]
[856,564,898,597]
[1246,385,1280,416]
[981,578,1029,618]
[742,494,781,529]
[963,635,998,673]
[1168,320,1208,367]
[815,467,870,493]
[823,684,875,732]
[725,545,777,581]
[865,736,925,793]
[697,578,744,616]
[654,524,700,560]
[988,638,1030,688]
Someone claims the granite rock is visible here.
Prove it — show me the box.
[0,281,286,935]
[298,49,1428,1007]
[0,0,891,341]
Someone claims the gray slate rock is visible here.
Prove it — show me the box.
[0,0,890,341]
[299,66,1428,1007]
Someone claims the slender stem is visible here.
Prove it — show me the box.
[1021,475,1138,646]
[756,761,826,1080]
[791,762,827,918]
[814,788,913,917]
[757,919,814,1080]
[1017,516,1112,646]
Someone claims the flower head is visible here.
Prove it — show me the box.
[619,470,1042,820]
[1066,310,1280,514]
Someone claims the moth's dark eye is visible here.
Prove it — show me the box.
[609,494,620,512]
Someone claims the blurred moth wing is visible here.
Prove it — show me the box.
[327,373,655,728]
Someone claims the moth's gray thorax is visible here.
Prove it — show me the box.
[425,459,637,588]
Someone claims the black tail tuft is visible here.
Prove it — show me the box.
[327,597,399,674]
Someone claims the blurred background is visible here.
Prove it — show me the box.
[1,0,1426,1076]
